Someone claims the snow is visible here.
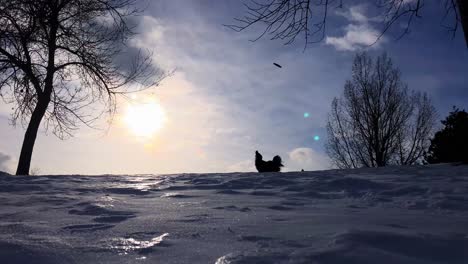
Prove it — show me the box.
[1,164,468,263]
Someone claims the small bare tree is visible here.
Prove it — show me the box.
[0,0,163,175]
[326,52,436,169]
[227,0,468,47]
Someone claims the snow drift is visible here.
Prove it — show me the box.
[1,164,468,263]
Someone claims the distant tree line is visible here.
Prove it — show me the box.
[426,107,468,164]
[326,52,467,168]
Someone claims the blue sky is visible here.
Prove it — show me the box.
[0,1,467,174]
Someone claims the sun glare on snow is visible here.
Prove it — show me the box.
[124,100,166,138]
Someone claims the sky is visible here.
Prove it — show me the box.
[0,0,467,175]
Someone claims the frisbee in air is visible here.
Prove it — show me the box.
[273,63,282,68]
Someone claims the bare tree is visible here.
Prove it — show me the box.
[326,52,436,169]
[227,0,468,47]
[0,0,163,175]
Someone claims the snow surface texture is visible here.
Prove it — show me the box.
[1,164,468,263]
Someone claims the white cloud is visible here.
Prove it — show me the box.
[326,5,384,51]
[0,152,13,173]
[336,6,370,23]
[326,24,381,51]
[287,147,330,171]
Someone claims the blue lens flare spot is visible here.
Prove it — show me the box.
[313,135,320,141]
[303,112,310,118]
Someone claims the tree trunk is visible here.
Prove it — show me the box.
[15,99,50,175]
[458,0,468,47]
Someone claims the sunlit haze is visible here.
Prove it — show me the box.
[124,99,166,139]
[0,1,467,175]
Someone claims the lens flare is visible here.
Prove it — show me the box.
[304,112,310,118]
[313,135,320,141]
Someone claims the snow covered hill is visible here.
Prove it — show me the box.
[1,164,468,263]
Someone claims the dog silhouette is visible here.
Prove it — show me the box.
[255,150,284,172]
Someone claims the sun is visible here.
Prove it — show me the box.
[124,101,166,138]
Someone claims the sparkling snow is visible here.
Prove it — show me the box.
[1,164,468,263]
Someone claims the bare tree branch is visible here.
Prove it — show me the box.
[326,52,436,169]
[0,0,164,175]
[228,0,467,48]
